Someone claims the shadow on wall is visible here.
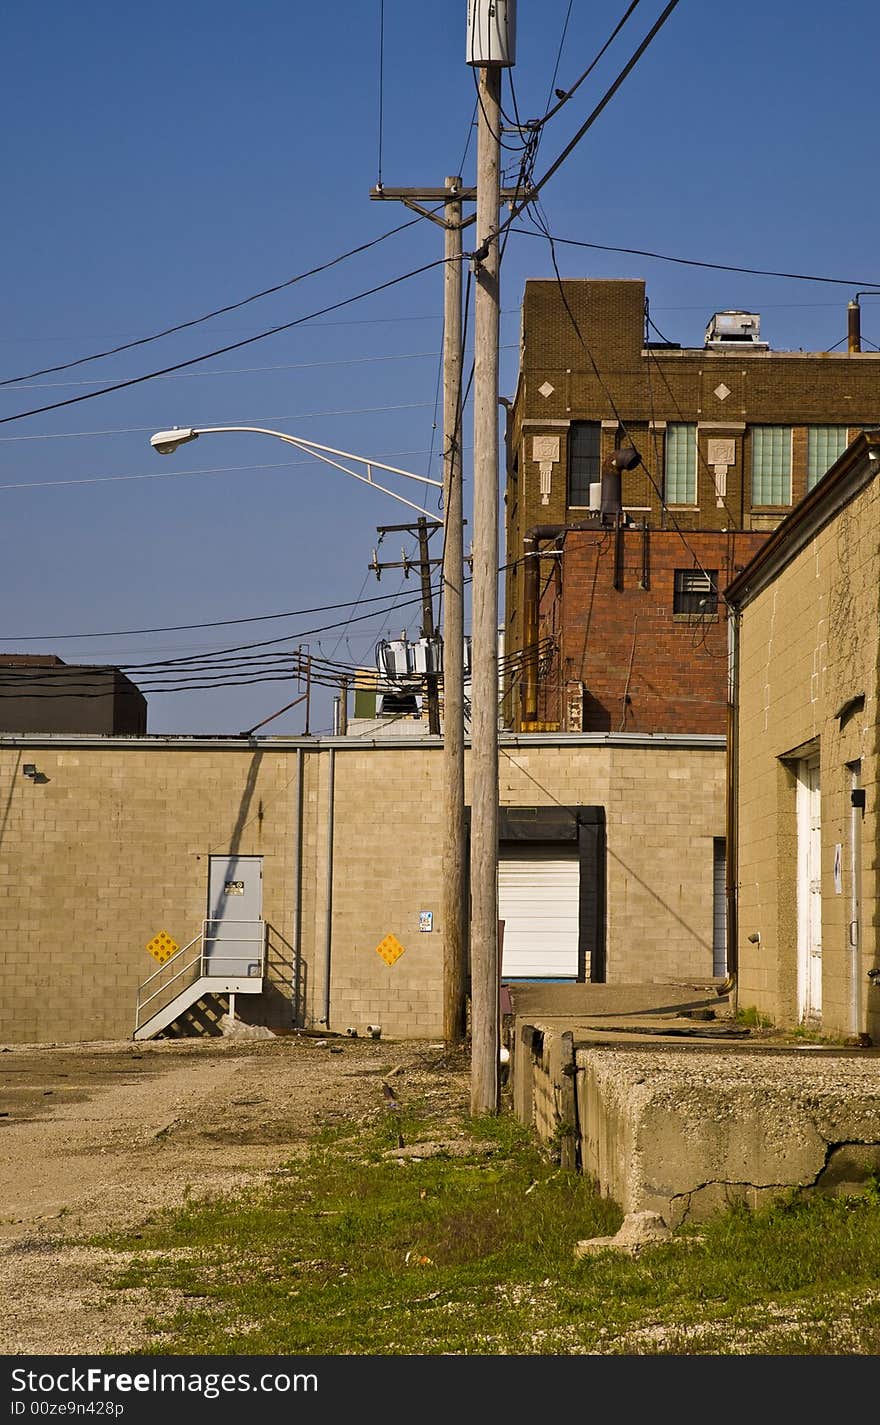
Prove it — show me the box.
[234,924,307,1032]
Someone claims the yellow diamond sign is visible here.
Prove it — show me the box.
[146,929,179,964]
[376,933,406,966]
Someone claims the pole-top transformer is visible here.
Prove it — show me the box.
[466,0,517,66]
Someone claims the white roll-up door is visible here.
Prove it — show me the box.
[497,845,580,979]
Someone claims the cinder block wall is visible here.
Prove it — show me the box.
[0,736,726,1045]
[736,477,880,1038]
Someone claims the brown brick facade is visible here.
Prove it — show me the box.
[504,279,880,733]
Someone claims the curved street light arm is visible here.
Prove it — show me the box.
[150,424,443,516]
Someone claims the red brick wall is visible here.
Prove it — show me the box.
[531,528,769,735]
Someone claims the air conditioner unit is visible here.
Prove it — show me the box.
[704,311,769,350]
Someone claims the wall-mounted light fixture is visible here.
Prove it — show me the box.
[747,931,761,945]
[22,764,38,780]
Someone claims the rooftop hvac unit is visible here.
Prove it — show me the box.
[704,311,769,349]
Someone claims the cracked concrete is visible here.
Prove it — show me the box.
[508,987,880,1227]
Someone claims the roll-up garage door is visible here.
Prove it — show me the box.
[497,845,580,979]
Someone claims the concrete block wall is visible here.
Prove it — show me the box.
[736,475,880,1038]
[0,734,727,1045]
[512,1023,880,1228]
[0,745,299,1044]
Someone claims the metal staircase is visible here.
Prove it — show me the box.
[134,919,267,1041]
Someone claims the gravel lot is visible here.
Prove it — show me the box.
[0,1031,471,1355]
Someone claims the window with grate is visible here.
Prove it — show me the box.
[664,423,697,504]
[751,426,792,505]
[567,421,601,506]
[673,568,718,615]
[806,426,848,490]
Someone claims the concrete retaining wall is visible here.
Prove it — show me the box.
[512,1019,880,1227]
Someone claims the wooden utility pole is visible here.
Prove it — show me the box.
[469,59,503,1116]
[416,516,442,735]
[369,518,443,735]
[368,178,481,1047]
[440,176,467,1045]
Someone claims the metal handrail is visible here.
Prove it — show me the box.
[135,919,267,1033]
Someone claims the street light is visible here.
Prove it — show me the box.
[149,424,443,515]
[150,418,465,1041]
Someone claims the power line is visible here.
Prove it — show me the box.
[509,227,880,291]
[0,402,434,444]
[0,257,451,428]
[470,0,682,248]
[0,586,445,642]
[0,216,428,388]
[0,447,471,493]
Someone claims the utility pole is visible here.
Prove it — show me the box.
[440,176,467,1045]
[416,517,442,735]
[468,1,514,1115]
[370,518,443,734]
[368,178,494,1048]
[370,3,516,1069]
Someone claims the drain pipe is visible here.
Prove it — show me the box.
[321,746,336,1028]
[521,524,566,725]
[723,602,741,1002]
[292,746,304,1026]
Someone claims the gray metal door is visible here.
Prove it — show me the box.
[205,855,263,976]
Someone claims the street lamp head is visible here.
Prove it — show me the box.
[150,427,198,455]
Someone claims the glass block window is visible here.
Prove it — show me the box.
[664,423,697,504]
[674,568,718,615]
[807,426,848,490]
[751,426,792,505]
[567,421,601,506]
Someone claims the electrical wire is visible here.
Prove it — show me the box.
[0,217,429,389]
[0,585,446,642]
[0,257,451,428]
[461,0,682,245]
[508,228,880,291]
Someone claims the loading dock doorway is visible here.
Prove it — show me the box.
[489,805,606,983]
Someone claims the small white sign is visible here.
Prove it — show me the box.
[419,911,433,933]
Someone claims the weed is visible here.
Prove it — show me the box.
[93,1102,880,1356]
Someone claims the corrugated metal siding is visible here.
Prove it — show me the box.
[497,847,580,979]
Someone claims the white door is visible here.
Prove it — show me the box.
[796,757,822,1023]
[497,846,580,979]
[206,855,263,975]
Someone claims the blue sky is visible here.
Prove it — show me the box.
[3,1,879,735]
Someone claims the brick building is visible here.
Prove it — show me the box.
[503,279,880,733]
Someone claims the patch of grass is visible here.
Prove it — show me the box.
[736,1005,775,1030]
[93,1094,880,1356]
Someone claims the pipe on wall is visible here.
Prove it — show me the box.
[724,605,740,1001]
[292,745,304,1026]
[322,746,336,1026]
[521,525,566,725]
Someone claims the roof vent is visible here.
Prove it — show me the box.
[704,311,769,350]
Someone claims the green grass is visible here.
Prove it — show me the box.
[92,1097,880,1356]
